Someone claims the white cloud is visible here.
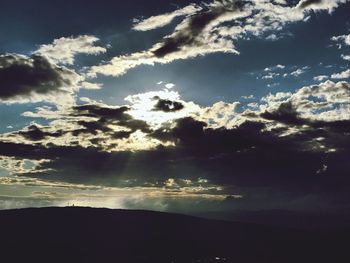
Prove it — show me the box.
[267,82,280,88]
[331,33,350,46]
[313,75,328,82]
[264,64,285,71]
[133,4,201,31]
[274,0,287,4]
[331,33,350,60]
[290,68,307,77]
[35,35,107,65]
[341,54,350,61]
[88,38,239,77]
[125,89,200,127]
[200,101,240,129]
[241,95,255,99]
[80,81,103,90]
[165,83,175,89]
[296,0,349,13]
[266,34,279,41]
[331,69,350,79]
[261,80,350,122]
[262,72,280,79]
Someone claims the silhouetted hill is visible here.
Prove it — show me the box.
[194,209,350,230]
[0,207,348,263]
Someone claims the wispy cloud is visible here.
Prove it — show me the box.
[88,0,348,78]
[35,35,107,65]
[313,75,328,82]
[132,4,201,31]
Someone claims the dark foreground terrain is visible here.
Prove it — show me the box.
[0,207,349,263]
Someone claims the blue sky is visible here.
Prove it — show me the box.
[0,0,349,213]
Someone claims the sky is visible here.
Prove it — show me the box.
[0,0,349,214]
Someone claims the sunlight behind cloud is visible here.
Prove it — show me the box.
[125,88,200,127]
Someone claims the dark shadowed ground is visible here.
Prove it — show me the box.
[0,207,349,263]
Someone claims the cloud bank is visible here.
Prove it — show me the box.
[1,79,349,211]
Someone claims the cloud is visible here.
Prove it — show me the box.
[35,35,107,65]
[241,95,255,99]
[133,4,201,31]
[17,124,64,141]
[331,33,350,60]
[165,83,175,89]
[262,72,280,79]
[274,0,287,4]
[89,0,247,77]
[0,156,51,175]
[296,0,349,12]
[331,69,350,79]
[341,54,350,61]
[153,98,185,112]
[264,64,285,71]
[199,101,240,128]
[313,75,328,82]
[124,89,200,127]
[267,82,280,88]
[261,80,350,122]
[151,1,245,58]
[0,54,81,106]
[89,0,349,78]
[290,68,308,77]
[0,174,227,212]
[1,39,350,211]
[331,33,350,46]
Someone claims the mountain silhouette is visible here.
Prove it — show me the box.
[0,207,348,263]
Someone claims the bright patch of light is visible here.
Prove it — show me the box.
[107,130,174,152]
[125,89,200,127]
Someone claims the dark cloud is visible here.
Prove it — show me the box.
[260,101,304,126]
[152,2,240,57]
[150,116,350,193]
[1,112,350,211]
[153,98,184,112]
[75,120,111,135]
[71,104,150,136]
[1,95,350,211]
[17,125,63,141]
[0,54,76,101]
[5,114,346,191]
[152,117,207,143]
[260,101,350,135]
[72,105,130,120]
